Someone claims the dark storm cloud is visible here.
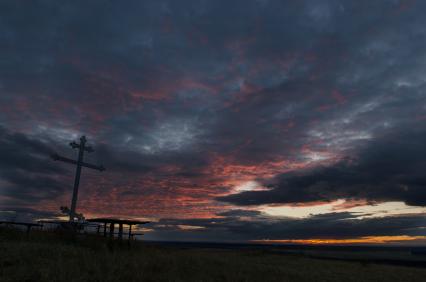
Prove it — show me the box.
[218,128,426,206]
[0,127,68,203]
[1,0,425,160]
[216,209,262,218]
[0,207,58,222]
[146,212,426,242]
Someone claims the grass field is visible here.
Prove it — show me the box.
[1,228,426,282]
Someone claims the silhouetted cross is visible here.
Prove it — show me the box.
[51,136,105,221]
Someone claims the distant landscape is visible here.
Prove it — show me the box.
[2,227,426,282]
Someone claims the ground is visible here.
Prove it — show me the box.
[1,228,425,282]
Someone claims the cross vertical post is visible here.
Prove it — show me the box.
[70,136,85,221]
[51,135,105,222]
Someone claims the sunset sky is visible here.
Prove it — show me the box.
[0,0,425,244]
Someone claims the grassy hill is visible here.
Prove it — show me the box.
[1,227,425,282]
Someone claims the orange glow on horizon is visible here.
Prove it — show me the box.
[253,236,426,245]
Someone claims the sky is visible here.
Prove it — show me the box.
[0,0,425,244]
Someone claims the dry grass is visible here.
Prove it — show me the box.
[1,228,425,282]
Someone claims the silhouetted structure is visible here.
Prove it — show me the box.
[52,136,105,222]
[0,221,42,234]
[87,218,149,240]
[38,220,100,233]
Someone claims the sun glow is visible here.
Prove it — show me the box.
[253,236,426,245]
[234,181,269,192]
[261,199,426,218]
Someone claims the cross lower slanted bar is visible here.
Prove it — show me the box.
[51,136,105,221]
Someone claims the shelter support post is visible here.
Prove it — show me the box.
[109,223,114,238]
[128,224,132,240]
[118,223,123,240]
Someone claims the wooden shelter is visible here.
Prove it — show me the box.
[86,218,149,240]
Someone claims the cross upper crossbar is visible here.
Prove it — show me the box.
[51,153,105,171]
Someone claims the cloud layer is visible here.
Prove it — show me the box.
[0,0,425,242]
